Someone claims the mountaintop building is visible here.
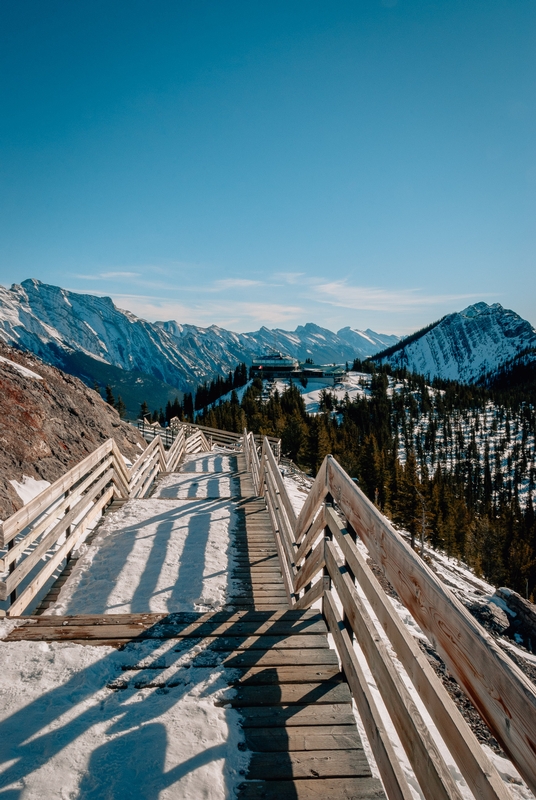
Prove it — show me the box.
[251,352,347,384]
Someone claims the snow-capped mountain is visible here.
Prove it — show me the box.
[372,302,536,383]
[157,319,399,367]
[0,280,398,392]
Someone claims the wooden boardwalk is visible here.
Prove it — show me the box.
[7,448,385,799]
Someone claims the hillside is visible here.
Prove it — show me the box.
[197,370,536,598]
[372,303,536,383]
[0,343,145,520]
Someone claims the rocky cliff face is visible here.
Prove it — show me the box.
[0,280,398,393]
[0,343,145,520]
[374,303,536,382]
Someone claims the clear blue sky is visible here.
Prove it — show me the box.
[0,0,534,334]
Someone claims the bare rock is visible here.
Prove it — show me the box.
[0,343,146,520]
[468,599,510,635]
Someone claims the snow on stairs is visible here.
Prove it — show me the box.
[8,448,384,798]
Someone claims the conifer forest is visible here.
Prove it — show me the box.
[183,361,536,601]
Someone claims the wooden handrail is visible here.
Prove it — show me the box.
[326,456,536,798]
[0,421,212,617]
[0,439,115,548]
[246,437,530,800]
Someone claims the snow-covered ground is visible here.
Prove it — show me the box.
[0,634,247,798]
[9,475,51,506]
[272,372,372,413]
[0,450,248,798]
[272,373,536,508]
[51,453,240,616]
[282,471,535,800]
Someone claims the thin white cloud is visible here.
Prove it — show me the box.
[101,271,141,279]
[214,278,264,290]
[272,271,306,284]
[106,293,304,329]
[73,271,140,281]
[311,281,489,312]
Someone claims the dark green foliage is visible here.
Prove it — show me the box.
[115,395,126,419]
[194,363,248,410]
[105,385,115,406]
[196,368,536,599]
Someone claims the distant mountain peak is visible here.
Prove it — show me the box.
[0,279,398,396]
[373,302,536,382]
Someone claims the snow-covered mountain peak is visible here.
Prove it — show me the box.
[0,279,398,393]
[459,301,502,319]
[375,302,536,382]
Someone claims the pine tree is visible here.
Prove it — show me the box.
[140,400,150,419]
[105,385,115,406]
[115,396,126,419]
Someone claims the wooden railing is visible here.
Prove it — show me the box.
[0,422,212,617]
[140,419,281,460]
[251,436,536,800]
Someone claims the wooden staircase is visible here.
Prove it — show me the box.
[6,441,384,799]
[3,423,536,799]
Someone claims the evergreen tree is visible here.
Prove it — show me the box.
[105,385,115,406]
[115,395,126,419]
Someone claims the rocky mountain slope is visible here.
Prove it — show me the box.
[0,280,398,398]
[0,343,145,520]
[372,302,536,383]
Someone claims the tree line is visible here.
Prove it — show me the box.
[196,364,536,600]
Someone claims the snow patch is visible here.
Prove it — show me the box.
[9,475,51,505]
[0,355,42,380]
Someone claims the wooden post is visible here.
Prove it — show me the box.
[8,540,16,605]
[321,497,333,618]
[343,518,358,642]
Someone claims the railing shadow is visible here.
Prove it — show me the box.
[0,449,318,798]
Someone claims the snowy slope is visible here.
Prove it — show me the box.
[374,303,536,383]
[0,280,398,392]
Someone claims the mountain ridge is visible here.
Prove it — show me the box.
[371,302,536,383]
[0,279,399,395]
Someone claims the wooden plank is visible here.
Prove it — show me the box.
[262,437,297,531]
[327,456,536,797]
[325,507,512,800]
[237,777,385,800]
[294,577,328,611]
[294,457,328,545]
[295,507,326,565]
[231,666,342,685]
[294,537,325,593]
[1,439,113,546]
[227,600,288,609]
[219,681,351,707]
[13,609,322,625]
[130,447,161,498]
[242,725,361,752]
[325,543,463,800]
[263,464,296,571]
[129,435,160,483]
[110,440,132,488]
[246,748,370,780]
[8,487,114,616]
[135,454,162,499]
[238,703,355,728]
[7,629,327,649]
[263,489,295,605]
[323,590,413,800]
[216,648,339,669]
